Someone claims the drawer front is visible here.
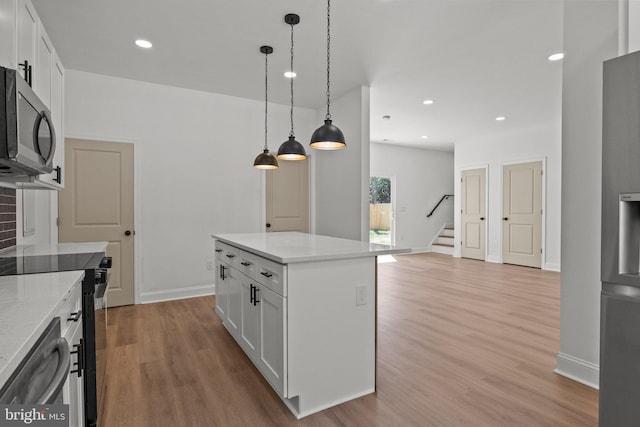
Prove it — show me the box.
[254,257,286,297]
[215,241,240,269]
[58,283,82,337]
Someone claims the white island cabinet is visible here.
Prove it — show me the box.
[212,232,408,419]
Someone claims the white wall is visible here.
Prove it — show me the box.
[313,86,370,241]
[454,121,562,270]
[370,143,454,251]
[15,190,51,246]
[556,0,619,388]
[65,70,317,302]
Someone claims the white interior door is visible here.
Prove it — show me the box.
[502,161,542,268]
[59,138,135,306]
[266,159,309,232]
[461,168,486,261]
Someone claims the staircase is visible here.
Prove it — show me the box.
[431,224,454,255]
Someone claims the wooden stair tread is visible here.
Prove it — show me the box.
[433,243,454,248]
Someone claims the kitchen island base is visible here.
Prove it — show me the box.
[212,232,404,419]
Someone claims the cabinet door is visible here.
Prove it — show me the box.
[214,260,228,320]
[240,278,259,359]
[257,284,287,397]
[225,267,241,335]
[63,320,84,427]
[35,23,52,107]
[0,0,16,68]
[17,0,37,85]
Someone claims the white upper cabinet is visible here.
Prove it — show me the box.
[35,21,52,107]
[0,0,16,68]
[16,0,37,86]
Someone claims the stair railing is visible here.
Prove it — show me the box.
[426,194,453,218]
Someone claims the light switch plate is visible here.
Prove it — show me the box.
[356,286,367,306]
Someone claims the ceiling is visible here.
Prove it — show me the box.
[31,0,564,152]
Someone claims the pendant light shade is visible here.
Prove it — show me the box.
[277,13,307,161]
[253,148,278,169]
[253,45,279,170]
[310,119,345,150]
[311,0,345,150]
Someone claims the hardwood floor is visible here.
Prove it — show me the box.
[101,253,598,426]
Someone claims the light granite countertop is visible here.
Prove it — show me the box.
[0,271,85,388]
[0,242,108,257]
[212,232,410,264]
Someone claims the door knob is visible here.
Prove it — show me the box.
[503,217,509,221]
[480,217,485,221]
[266,223,271,228]
[125,230,132,236]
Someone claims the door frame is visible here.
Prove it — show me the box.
[368,175,397,246]
[500,157,546,266]
[64,133,141,304]
[459,164,489,260]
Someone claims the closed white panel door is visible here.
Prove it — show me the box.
[59,139,134,307]
[461,168,486,260]
[266,159,309,232]
[502,161,542,268]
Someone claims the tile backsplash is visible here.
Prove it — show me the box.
[0,188,16,250]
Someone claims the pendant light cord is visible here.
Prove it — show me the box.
[325,0,331,120]
[290,22,295,138]
[264,51,269,151]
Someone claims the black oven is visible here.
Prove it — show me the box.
[83,257,110,427]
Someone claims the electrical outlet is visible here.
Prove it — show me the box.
[356,286,367,306]
[206,259,215,270]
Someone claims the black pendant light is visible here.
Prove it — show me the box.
[277,13,307,160]
[254,46,279,170]
[310,0,345,150]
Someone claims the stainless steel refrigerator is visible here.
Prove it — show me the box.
[601,49,640,426]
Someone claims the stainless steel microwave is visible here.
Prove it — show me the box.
[0,66,55,177]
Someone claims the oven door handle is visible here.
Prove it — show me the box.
[95,282,107,300]
[36,338,70,404]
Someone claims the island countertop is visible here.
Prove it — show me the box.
[212,232,409,264]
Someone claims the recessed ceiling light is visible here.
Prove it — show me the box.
[421,135,429,139]
[284,71,296,78]
[496,116,507,121]
[135,39,152,49]
[423,99,434,105]
[548,52,564,61]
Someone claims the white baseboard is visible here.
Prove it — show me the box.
[486,255,500,264]
[543,262,561,272]
[140,283,215,304]
[554,352,599,389]
[410,246,431,254]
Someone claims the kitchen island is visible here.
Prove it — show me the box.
[211,232,408,419]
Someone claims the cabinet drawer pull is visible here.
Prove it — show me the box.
[260,271,273,278]
[215,249,222,253]
[70,340,83,377]
[226,254,236,259]
[67,311,82,322]
[240,261,252,267]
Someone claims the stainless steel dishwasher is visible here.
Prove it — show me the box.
[0,318,70,404]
